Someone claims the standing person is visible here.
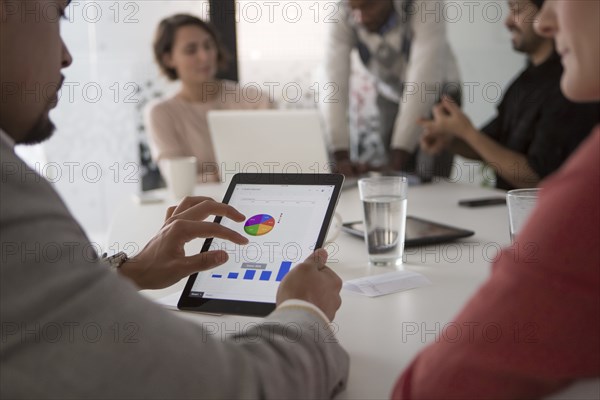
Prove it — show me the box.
[0,1,348,398]
[419,0,599,190]
[323,0,460,178]
[146,14,271,183]
[393,0,600,398]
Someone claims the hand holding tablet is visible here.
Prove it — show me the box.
[178,173,345,317]
[276,248,343,322]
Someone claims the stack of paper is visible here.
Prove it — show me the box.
[343,270,431,297]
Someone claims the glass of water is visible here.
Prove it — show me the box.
[507,188,540,243]
[358,176,408,266]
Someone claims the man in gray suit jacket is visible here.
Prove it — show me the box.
[0,1,349,398]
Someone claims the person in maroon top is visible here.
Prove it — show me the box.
[392,1,600,398]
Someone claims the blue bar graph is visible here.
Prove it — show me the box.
[212,264,290,282]
[260,271,272,281]
[276,261,292,282]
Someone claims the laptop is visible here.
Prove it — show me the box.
[207,110,332,184]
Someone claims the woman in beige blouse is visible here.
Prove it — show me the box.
[146,14,271,183]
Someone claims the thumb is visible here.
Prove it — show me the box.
[165,206,177,221]
[419,120,434,132]
[421,128,434,141]
[432,103,448,120]
[181,250,229,275]
[442,96,460,112]
[416,117,431,126]
[305,248,328,266]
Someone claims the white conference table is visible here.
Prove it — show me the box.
[107,180,597,399]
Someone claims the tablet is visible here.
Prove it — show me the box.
[178,173,344,317]
[341,216,474,247]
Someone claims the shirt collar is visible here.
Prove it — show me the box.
[527,50,561,73]
[0,129,15,149]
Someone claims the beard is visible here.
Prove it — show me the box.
[510,29,526,52]
[19,112,56,145]
[18,76,63,145]
[511,29,545,55]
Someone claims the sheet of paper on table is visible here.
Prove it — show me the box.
[343,270,431,297]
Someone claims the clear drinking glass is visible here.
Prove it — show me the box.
[507,188,540,243]
[358,176,408,266]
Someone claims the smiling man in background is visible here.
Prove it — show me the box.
[419,0,599,190]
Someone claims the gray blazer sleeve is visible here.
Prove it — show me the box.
[0,144,349,399]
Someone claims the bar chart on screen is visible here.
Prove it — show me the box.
[211,261,292,282]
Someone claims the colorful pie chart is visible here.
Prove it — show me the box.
[244,214,275,236]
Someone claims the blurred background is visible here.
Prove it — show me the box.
[15,0,524,247]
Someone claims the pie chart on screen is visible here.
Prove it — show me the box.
[244,214,275,236]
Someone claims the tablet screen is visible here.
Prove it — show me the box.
[188,183,336,304]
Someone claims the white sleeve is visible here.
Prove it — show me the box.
[322,1,355,152]
[277,299,331,324]
[391,0,461,151]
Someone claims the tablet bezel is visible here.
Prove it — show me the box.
[341,216,475,247]
[178,173,345,317]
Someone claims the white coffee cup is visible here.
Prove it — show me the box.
[159,157,197,200]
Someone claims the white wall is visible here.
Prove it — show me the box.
[17,1,208,246]
[237,1,331,108]
[237,0,525,114]
[17,0,527,244]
